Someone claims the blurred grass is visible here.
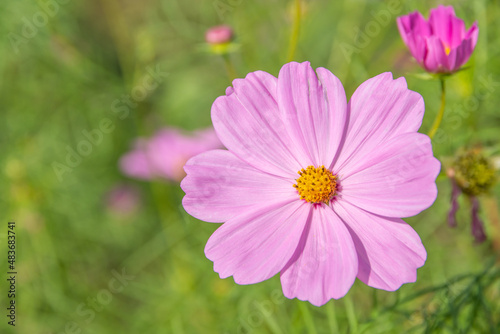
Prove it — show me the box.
[0,0,499,333]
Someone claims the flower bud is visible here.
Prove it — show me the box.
[205,25,236,55]
[205,25,234,45]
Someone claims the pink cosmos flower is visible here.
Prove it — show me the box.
[397,5,478,73]
[120,127,222,182]
[181,62,441,306]
[105,184,141,217]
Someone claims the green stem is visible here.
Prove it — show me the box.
[256,302,283,334]
[149,181,174,229]
[427,77,447,139]
[222,54,237,82]
[102,0,134,85]
[326,301,340,333]
[286,0,302,62]
[298,302,318,334]
[344,294,358,334]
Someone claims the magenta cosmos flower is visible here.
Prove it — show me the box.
[120,127,222,182]
[397,5,478,73]
[181,62,440,306]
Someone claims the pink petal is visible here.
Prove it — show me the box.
[181,150,296,223]
[448,15,466,49]
[446,45,458,72]
[423,36,449,72]
[397,11,431,40]
[205,200,311,284]
[397,12,431,65]
[212,71,303,178]
[447,22,478,72]
[448,38,473,72]
[340,133,440,218]
[403,32,427,64]
[466,21,479,50]
[277,62,348,167]
[396,15,411,45]
[448,22,477,72]
[333,73,424,175]
[335,201,427,291]
[429,5,457,46]
[280,205,358,306]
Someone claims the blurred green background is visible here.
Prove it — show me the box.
[1,0,500,333]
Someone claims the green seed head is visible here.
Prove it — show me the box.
[453,148,496,196]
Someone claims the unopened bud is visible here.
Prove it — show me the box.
[205,25,234,45]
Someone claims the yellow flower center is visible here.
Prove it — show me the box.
[293,165,337,204]
[444,44,451,55]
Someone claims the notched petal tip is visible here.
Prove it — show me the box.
[280,207,357,306]
[466,21,479,49]
[430,4,456,17]
[279,61,313,76]
[336,202,427,292]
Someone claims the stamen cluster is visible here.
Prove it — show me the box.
[293,165,337,204]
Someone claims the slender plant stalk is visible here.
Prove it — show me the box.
[286,0,302,62]
[298,302,318,334]
[222,54,238,82]
[326,301,340,333]
[484,196,500,256]
[255,302,283,334]
[427,77,447,139]
[344,294,358,334]
[101,0,134,85]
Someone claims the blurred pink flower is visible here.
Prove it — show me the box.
[120,128,222,182]
[397,5,478,73]
[105,184,141,217]
[181,62,441,306]
[205,25,234,45]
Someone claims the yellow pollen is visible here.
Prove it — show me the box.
[293,165,337,204]
[444,45,451,55]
